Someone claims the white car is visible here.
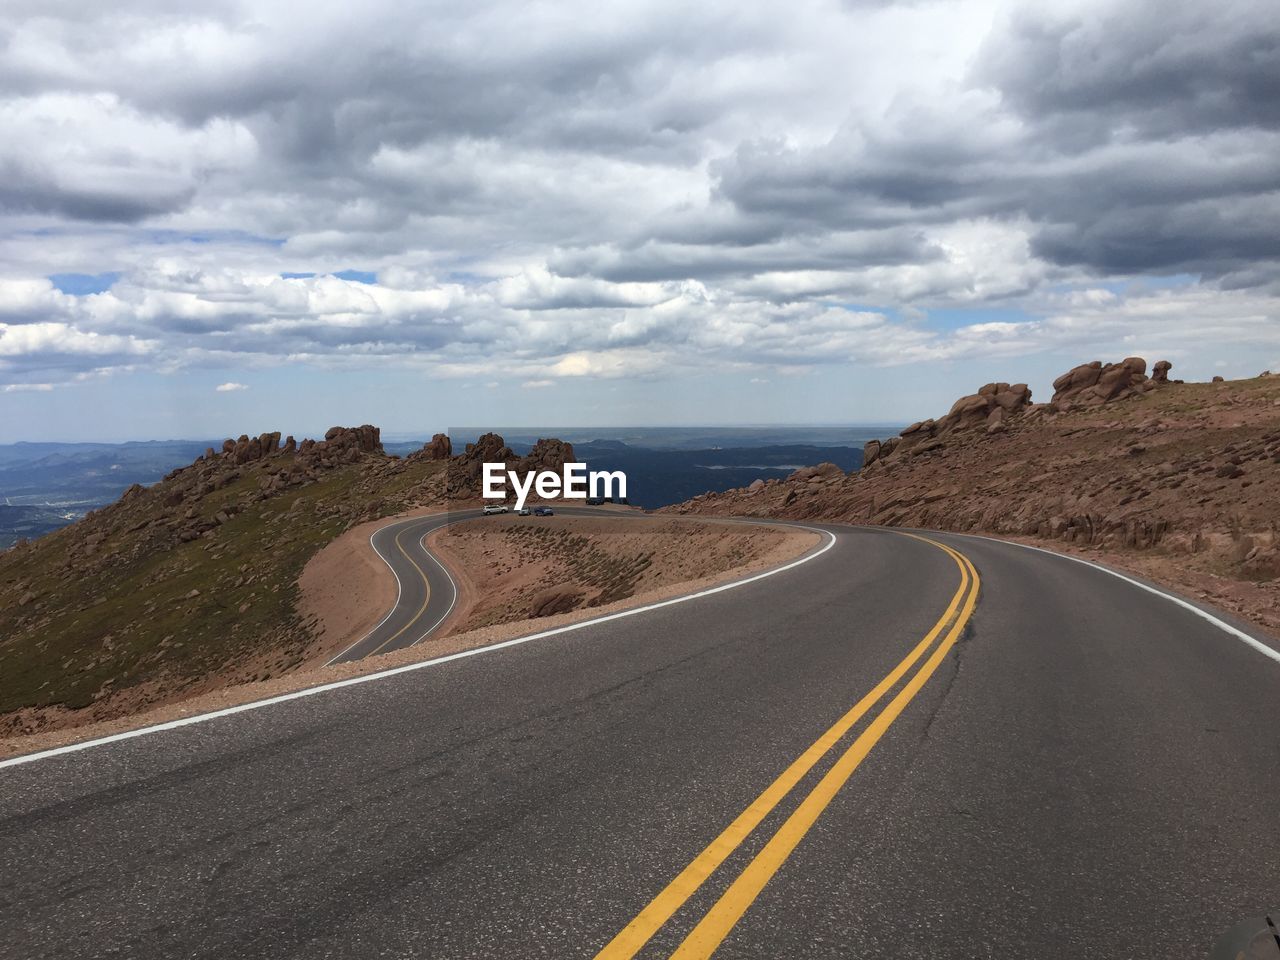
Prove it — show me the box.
[482,503,509,515]
[515,507,532,516]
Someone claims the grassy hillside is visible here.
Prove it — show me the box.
[0,430,447,733]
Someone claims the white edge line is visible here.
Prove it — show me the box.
[1,524,836,770]
[954,531,1280,667]
[410,530,458,646]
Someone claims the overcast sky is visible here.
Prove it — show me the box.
[1,0,1277,441]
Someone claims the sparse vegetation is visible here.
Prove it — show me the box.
[432,516,791,632]
[0,432,449,735]
[676,366,1280,639]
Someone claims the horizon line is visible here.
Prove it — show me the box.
[0,422,908,446]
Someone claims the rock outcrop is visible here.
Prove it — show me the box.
[446,433,515,498]
[446,434,577,500]
[221,432,283,465]
[3,423,403,567]
[294,425,382,468]
[521,438,577,475]
[670,359,1280,638]
[1051,357,1151,410]
[788,462,845,482]
[423,433,452,460]
[862,381,1033,468]
[864,360,1177,470]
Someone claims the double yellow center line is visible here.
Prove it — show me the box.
[595,533,980,959]
[367,522,436,657]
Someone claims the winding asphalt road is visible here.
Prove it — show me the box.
[324,510,470,665]
[3,522,1280,958]
[326,506,641,665]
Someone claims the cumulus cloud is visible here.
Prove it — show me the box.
[0,93,255,222]
[214,381,248,392]
[0,0,1276,398]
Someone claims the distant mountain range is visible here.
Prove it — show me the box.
[403,425,891,509]
[567,440,863,509]
[0,426,894,545]
[0,440,214,547]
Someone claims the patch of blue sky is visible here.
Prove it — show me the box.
[1123,273,1201,291]
[921,306,1036,330]
[332,269,377,284]
[835,303,902,319]
[280,269,376,282]
[836,302,1036,331]
[1041,274,1201,299]
[48,272,121,295]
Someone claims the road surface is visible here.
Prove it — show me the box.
[2,524,1279,958]
[324,510,469,664]
[326,506,647,664]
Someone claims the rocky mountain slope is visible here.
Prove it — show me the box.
[0,427,572,736]
[669,360,1280,636]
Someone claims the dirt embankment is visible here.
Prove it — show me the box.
[1,514,817,760]
[670,366,1280,640]
[428,514,817,637]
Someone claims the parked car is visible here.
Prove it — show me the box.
[585,497,605,505]
[533,506,554,516]
[482,503,509,515]
[515,506,532,516]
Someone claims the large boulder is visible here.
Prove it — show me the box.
[216,431,283,465]
[1052,358,1149,409]
[1095,357,1148,399]
[1052,361,1103,402]
[994,384,1032,412]
[947,393,991,421]
[423,433,452,460]
[464,432,513,462]
[519,438,577,475]
[788,462,844,482]
[858,380,1033,471]
[295,425,384,469]
[447,434,510,498]
[323,424,382,453]
[929,382,1032,435]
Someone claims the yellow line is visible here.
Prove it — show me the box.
[594,534,974,960]
[367,523,433,656]
[668,541,980,958]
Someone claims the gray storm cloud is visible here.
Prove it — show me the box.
[0,0,1277,388]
